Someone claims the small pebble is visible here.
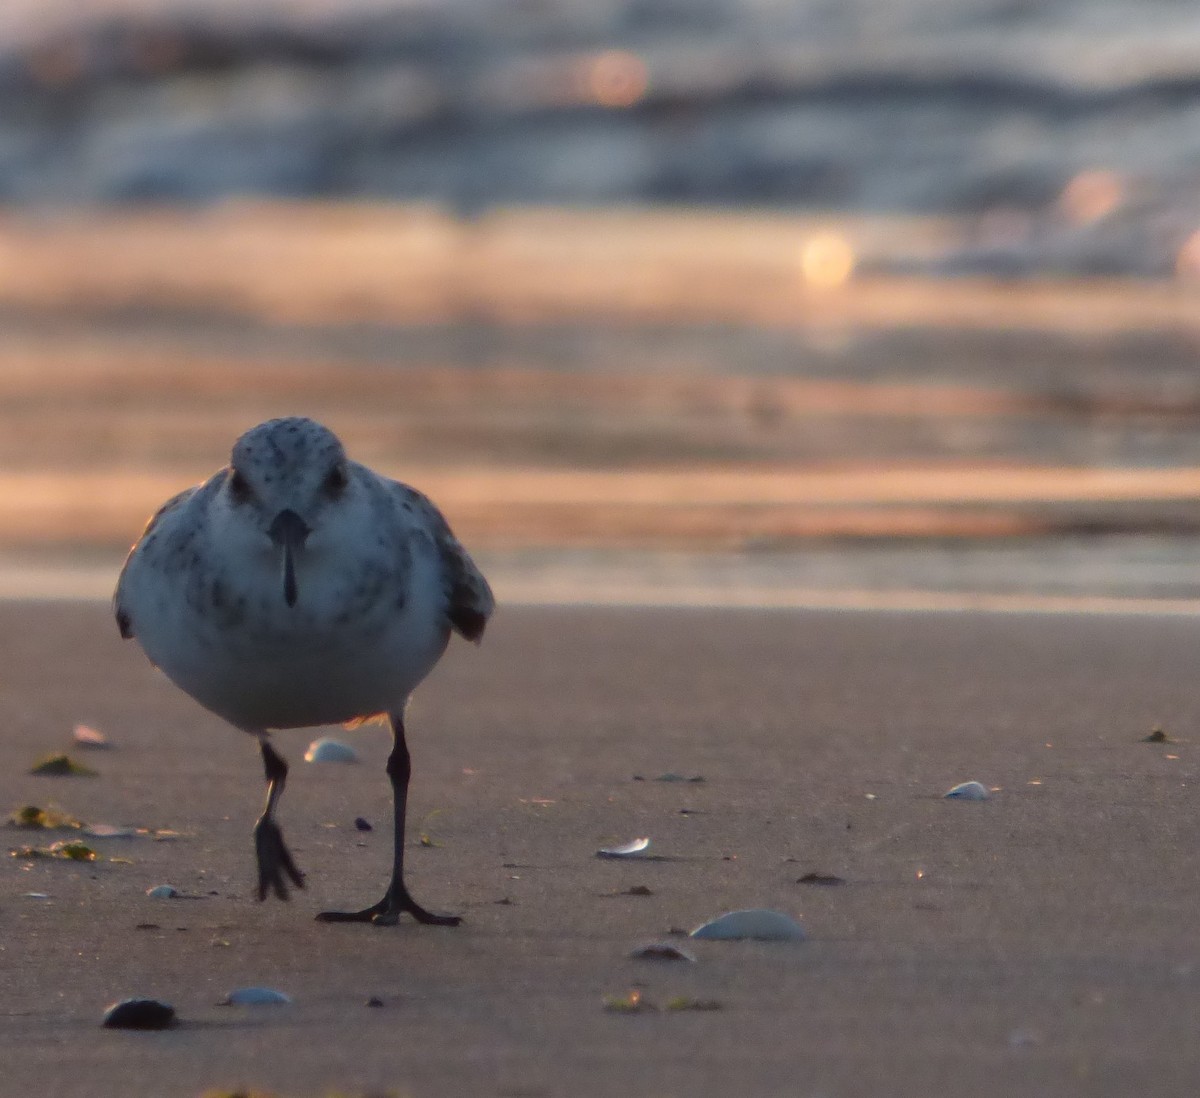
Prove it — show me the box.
[944,781,989,801]
[630,942,697,962]
[797,872,845,886]
[354,817,373,831]
[304,738,358,764]
[29,753,96,777]
[366,996,385,1008]
[145,885,180,899]
[221,987,292,1006]
[102,997,176,1030]
[690,909,807,942]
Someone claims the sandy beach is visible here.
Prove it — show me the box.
[4,600,1200,1097]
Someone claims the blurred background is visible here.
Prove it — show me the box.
[4,0,1200,604]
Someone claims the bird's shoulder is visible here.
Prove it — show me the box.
[383,476,494,644]
[113,481,207,639]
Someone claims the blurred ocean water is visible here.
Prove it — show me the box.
[3,2,1200,603]
[3,1,1200,276]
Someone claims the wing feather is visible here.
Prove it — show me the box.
[113,486,198,640]
[393,481,494,643]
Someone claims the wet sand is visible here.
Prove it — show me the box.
[5,601,1200,1097]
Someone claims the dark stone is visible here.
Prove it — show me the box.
[102,997,176,1030]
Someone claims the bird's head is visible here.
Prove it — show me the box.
[223,417,352,607]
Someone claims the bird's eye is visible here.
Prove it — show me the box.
[323,464,348,497]
[228,469,252,502]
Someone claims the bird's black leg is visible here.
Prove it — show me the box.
[316,710,460,926]
[254,737,305,901]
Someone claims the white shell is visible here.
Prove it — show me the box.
[304,738,358,763]
[596,837,650,858]
[73,723,110,748]
[944,781,989,801]
[690,909,807,941]
[145,884,179,898]
[222,987,292,1006]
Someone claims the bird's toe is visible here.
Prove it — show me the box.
[254,818,305,902]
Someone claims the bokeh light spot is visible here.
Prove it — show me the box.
[1174,229,1200,280]
[1058,169,1124,226]
[586,51,648,109]
[799,232,856,289]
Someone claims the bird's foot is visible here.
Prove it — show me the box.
[253,816,305,901]
[315,885,461,926]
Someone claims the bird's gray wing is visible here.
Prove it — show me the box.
[394,482,494,643]
[113,486,198,640]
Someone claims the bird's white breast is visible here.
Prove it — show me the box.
[121,500,451,732]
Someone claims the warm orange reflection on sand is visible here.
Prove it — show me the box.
[0,204,1198,558]
[1,465,1199,550]
[1,204,1198,335]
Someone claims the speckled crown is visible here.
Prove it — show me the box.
[231,417,345,474]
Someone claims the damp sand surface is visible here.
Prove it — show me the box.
[4,602,1200,1096]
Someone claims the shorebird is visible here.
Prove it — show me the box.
[114,416,493,925]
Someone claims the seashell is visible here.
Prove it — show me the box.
[145,884,179,899]
[304,738,358,764]
[690,909,807,941]
[85,824,137,839]
[73,724,110,749]
[102,997,176,1029]
[944,781,989,801]
[630,941,696,962]
[221,987,292,1006]
[596,837,650,859]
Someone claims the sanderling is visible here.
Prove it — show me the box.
[115,416,493,926]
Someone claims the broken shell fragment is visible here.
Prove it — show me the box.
[596,837,650,859]
[73,724,110,749]
[630,941,697,962]
[944,781,989,801]
[690,909,807,942]
[85,824,138,839]
[304,738,358,764]
[102,997,176,1030]
[221,987,292,1006]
